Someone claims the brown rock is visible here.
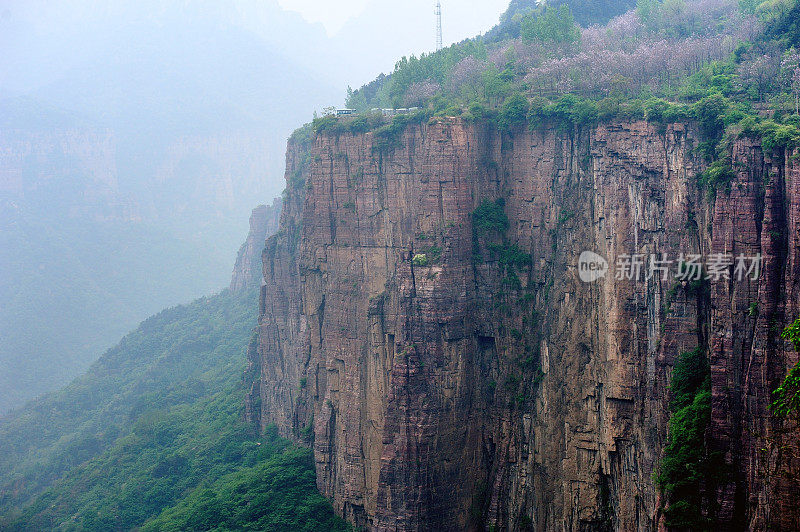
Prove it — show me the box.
[252,119,800,530]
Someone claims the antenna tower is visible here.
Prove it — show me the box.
[435,2,443,51]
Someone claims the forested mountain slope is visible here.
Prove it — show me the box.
[0,285,345,531]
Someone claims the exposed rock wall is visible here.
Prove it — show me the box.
[230,198,282,291]
[254,118,800,530]
[707,140,800,530]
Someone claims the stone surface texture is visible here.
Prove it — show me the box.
[253,118,800,530]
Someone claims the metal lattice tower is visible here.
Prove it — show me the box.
[435,2,442,51]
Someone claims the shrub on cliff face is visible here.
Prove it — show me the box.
[773,363,800,422]
[772,318,800,421]
[412,253,429,267]
[472,198,510,232]
[658,347,713,529]
[698,156,734,194]
[783,317,800,350]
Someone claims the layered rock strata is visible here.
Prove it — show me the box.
[254,118,800,530]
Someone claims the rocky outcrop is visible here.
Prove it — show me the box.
[230,198,282,291]
[253,118,800,530]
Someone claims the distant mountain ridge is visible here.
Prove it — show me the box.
[0,0,337,413]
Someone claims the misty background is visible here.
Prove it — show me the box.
[0,0,508,414]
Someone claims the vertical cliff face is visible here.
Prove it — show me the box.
[254,118,800,530]
[230,199,283,291]
[708,140,800,531]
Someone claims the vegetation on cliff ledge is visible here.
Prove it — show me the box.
[472,198,511,233]
[658,347,719,530]
[335,0,800,173]
[772,318,800,421]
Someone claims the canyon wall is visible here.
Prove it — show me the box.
[230,198,283,291]
[254,118,800,530]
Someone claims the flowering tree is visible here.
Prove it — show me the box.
[403,81,440,107]
[739,54,781,101]
[794,68,800,114]
[446,56,487,102]
[781,50,800,113]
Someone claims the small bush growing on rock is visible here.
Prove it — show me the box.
[472,198,509,232]
[772,318,800,421]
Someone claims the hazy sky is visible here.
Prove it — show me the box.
[276,0,509,39]
[0,0,513,95]
[276,0,371,33]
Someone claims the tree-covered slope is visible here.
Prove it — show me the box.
[0,287,346,531]
[341,0,800,198]
[345,0,799,134]
[492,0,637,34]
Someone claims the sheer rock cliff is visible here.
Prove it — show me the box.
[252,118,800,530]
[230,198,283,291]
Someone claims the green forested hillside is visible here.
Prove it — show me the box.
[345,0,800,154]
[491,0,637,34]
[0,287,346,531]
